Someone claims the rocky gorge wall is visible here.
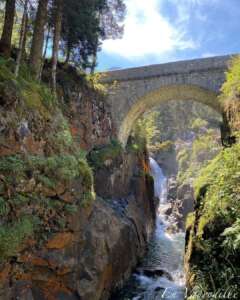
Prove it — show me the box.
[0,63,157,300]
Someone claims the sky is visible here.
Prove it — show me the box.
[98,0,240,71]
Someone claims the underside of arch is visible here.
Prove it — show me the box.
[118,84,222,146]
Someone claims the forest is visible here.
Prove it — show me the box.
[0,0,125,89]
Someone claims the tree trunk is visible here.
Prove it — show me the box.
[29,0,48,80]
[64,44,71,65]
[90,52,97,74]
[21,12,29,60]
[15,0,29,77]
[0,0,16,57]
[39,24,51,80]
[51,0,63,94]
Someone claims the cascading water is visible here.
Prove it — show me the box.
[112,158,186,300]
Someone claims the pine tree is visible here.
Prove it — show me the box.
[0,0,16,57]
[29,0,48,79]
[51,0,63,93]
[15,0,29,77]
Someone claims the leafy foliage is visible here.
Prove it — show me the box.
[186,143,240,298]
[0,216,35,260]
[220,55,240,133]
[177,129,221,185]
[132,111,160,147]
[88,139,122,169]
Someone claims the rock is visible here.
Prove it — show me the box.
[46,232,74,250]
[154,286,164,292]
[159,203,172,216]
[177,183,193,200]
[152,145,178,176]
[166,224,179,234]
[141,269,173,281]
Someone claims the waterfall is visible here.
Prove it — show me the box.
[149,157,167,203]
[111,158,186,300]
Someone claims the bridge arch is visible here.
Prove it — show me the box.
[118,84,223,145]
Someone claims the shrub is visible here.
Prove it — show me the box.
[88,139,122,169]
[0,216,35,260]
[186,143,240,298]
[64,204,78,214]
[0,197,10,217]
[220,55,240,132]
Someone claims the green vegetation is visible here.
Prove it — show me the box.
[0,152,93,195]
[133,111,160,146]
[88,139,122,169]
[220,55,240,133]
[148,140,174,153]
[186,145,240,299]
[0,57,55,123]
[177,129,221,185]
[0,216,35,261]
[0,152,94,261]
[186,57,240,299]
[150,100,221,142]
[0,58,95,262]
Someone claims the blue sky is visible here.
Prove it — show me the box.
[98,0,240,71]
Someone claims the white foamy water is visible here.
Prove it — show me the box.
[132,158,186,300]
[149,157,167,203]
[111,158,186,300]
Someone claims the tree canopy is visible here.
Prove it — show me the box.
[0,0,126,89]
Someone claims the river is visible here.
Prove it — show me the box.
[111,158,186,300]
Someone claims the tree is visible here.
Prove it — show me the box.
[51,0,63,94]
[29,0,48,79]
[0,0,16,57]
[61,0,125,71]
[15,0,29,77]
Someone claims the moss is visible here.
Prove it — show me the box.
[220,55,240,132]
[186,212,196,231]
[0,57,98,265]
[81,191,96,207]
[36,174,56,189]
[64,204,78,214]
[88,139,122,169]
[0,197,10,217]
[0,216,35,261]
[10,194,30,208]
[0,150,94,261]
[0,57,15,82]
[0,58,54,109]
[0,152,94,196]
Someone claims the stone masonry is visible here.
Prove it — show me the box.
[101,55,236,145]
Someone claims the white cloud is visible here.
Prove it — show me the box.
[201,52,218,58]
[102,0,196,59]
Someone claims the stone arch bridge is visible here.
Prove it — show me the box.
[101,55,235,145]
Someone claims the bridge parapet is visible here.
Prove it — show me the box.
[101,55,233,83]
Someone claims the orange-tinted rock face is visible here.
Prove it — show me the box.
[46,233,74,250]
[67,92,115,151]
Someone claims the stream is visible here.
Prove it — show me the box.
[111,158,186,300]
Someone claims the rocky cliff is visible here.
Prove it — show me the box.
[0,61,157,300]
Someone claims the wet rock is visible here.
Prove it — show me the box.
[141,269,173,281]
[154,286,164,292]
[166,224,179,234]
[159,203,172,216]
